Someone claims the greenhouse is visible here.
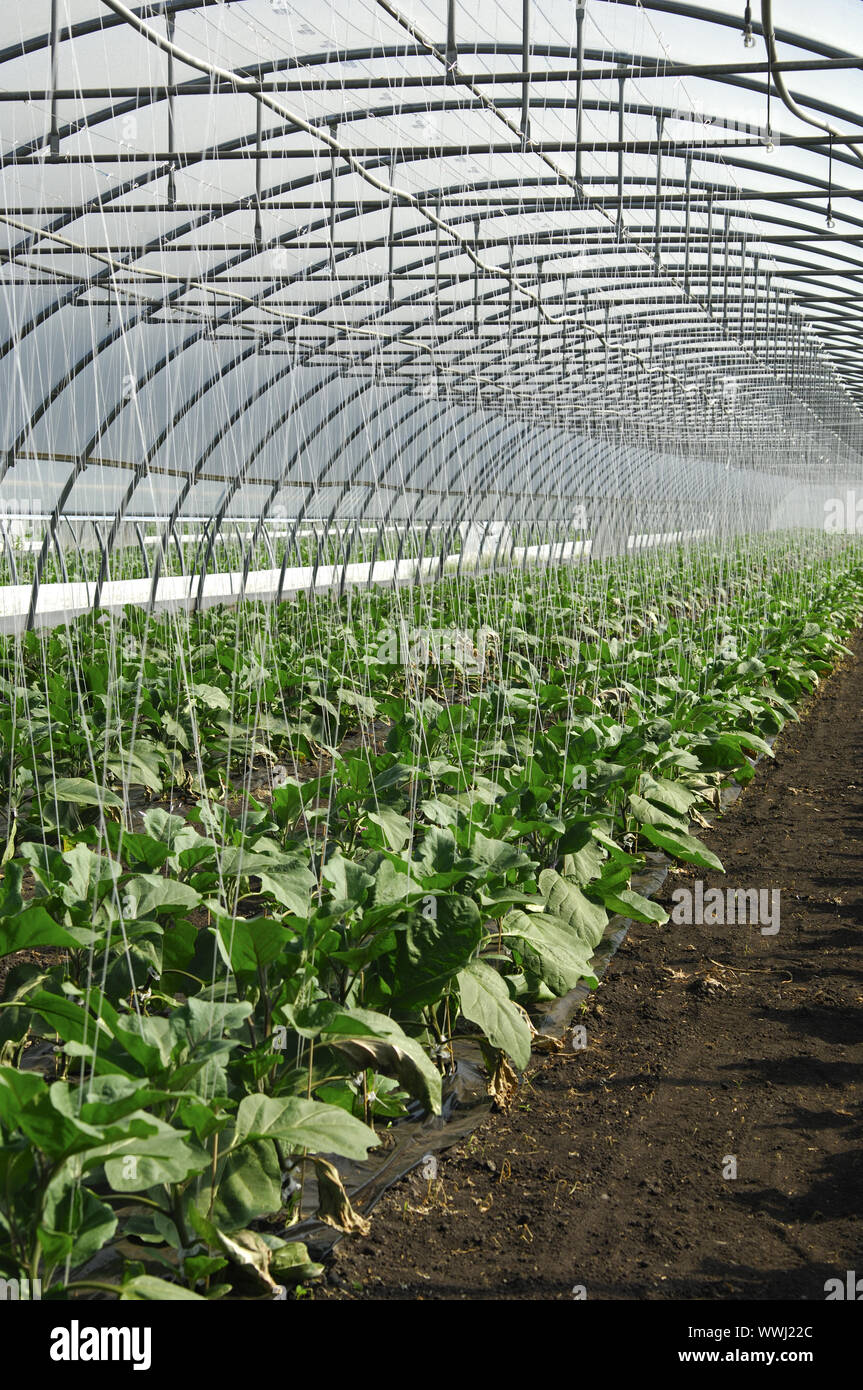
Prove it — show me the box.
[0,0,861,1320]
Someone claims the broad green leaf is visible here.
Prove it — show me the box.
[256,866,315,917]
[639,774,698,818]
[0,905,79,957]
[393,894,483,1008]
[502,911,598,995]
[102,1124,210,1189]
[120,1275,205,1300]
[366,806,412,851]
[628,793,688,832]
[638,822,724,872]
[123,874,201,919]
[309,1004,441,1114]
[38,1182,117,1269]
[598,886,669,925]
[538,869,607,951]
[458,959,531,1069]
[233,1095,379,1161]
[49,778,124,809]
[270,1241,325,1284]
[214,914,291,977]
[190,682,231,711]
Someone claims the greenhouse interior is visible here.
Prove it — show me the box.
[0,0,862,1321]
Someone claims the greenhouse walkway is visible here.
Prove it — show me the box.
[324,633,863,1301]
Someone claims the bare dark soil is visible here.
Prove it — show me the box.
[321,635,863,1301]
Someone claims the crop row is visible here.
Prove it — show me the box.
[0,535,861,1298]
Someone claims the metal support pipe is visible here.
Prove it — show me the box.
[722,212,731,332]
[49,0,61,157]
[166,11,176,206]
[683,152,692,295]
[706,186,714,315]
[474,216,480,337]
[654,113,664,265]
[254,99,264,248]
[508,241,514,351]
[388,151,396,307]
[617,72,625,236]
[329,119,338,272]
[446,0,458,75]
[433,191,441,321]
[575,2,586,185]
[521,0,531,146]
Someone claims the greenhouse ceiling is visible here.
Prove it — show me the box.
[0,0,862,617]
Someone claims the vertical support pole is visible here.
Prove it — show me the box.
[254,100,264,248]
[783,300,790,385]
[536,256,543,361]
[722,212,731,333]
[581,290,588,381]
[706,186,714,315]
[617,71,625,237]
[166,11,176,206]
[446,0,458,72]
[521,0,531,147]
[738,237,747,341]
[752,254,759,348]
[562,273,569,373]
[328,119,339,273]
[434,191,441,321]
[49,0,60,156]
[683,153,692,295]
[763,269,771,359]
[508,241,514,352]
[575,1,586,186]
[473,216,480,338]
[654,113,664,265]
[388,151,396,308]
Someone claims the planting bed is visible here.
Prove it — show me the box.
[321,634,863,1299]
[1,537,862,1300]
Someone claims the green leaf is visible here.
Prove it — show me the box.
[233,1095,379,1161]
[538,869,607,951]
[638,823,724,872]
[190,682,231,711]
[120,1275,205,1300]
[195,1140,283,1234]
[309,1004,442,1114]
[502,911,598,995]
[256,864,315,917]
[0,904,79,957]
[214,915,291,977]
[49,778,124,809]
[598,886,669,925]
[638,774,697,818]
[38,1181,117,1269]
[122,874,201,918]
[101,1121,210,1190]
[458,959,531,1069]
[366,806,412,851]
[558,823,605,885]
[393,895,483,1008]
[270,1241,324,1284]
[628,793,688,831]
